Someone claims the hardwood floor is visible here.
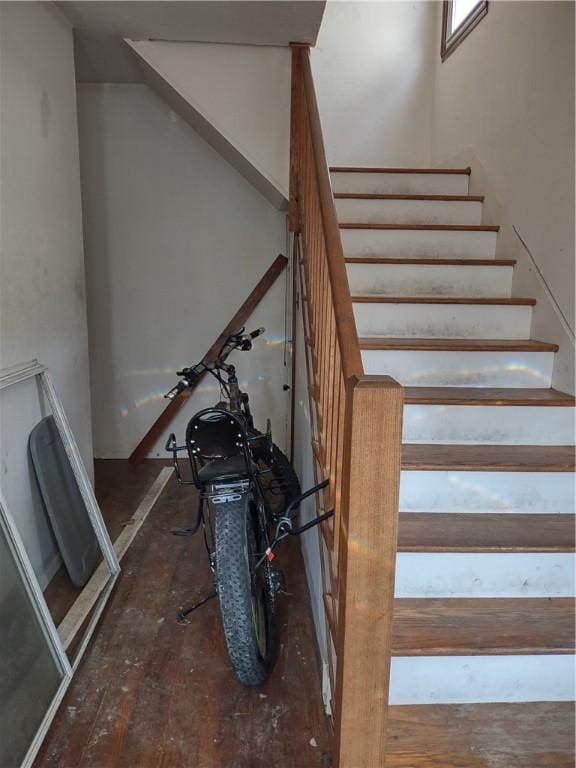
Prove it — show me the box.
[42,461,164,627]
[34,460,332,768]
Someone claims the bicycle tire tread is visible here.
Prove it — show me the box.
[215,498,275,685]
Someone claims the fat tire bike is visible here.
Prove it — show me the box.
[165,326,330,685]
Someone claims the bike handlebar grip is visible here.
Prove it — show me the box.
[249,327,265,339]
[164,380,189,399]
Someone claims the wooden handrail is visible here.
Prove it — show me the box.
[290,43,404,768]
[298,49,363,381]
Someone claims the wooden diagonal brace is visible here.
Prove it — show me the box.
[129,254,288,464]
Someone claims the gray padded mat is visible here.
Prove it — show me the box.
[29,416,100,587]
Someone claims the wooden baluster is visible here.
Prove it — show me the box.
[332,370,346,571]
[297,233,335,696]
[327,337,340,541]
[321,310,336,520]
[318,257,330,455]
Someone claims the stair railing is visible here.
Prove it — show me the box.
[289,45,404,767]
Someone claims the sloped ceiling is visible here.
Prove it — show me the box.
[57,0,326,82]
[126,40,290,208]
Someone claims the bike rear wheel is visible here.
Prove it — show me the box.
[214,495,277,685]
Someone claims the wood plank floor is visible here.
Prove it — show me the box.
[43,461,163,626]
[34,460,332,768]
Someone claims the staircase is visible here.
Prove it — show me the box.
[331,166,575,763]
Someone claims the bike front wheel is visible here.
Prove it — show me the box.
[214,495,277,685]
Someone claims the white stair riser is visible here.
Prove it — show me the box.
[341,228,497,260]
[361,350,554,388]
[395,553,575,597]
[389,656,575,705]
[400,471,575,514]
[336,198,482,226]
[403,405,575,445]
[331,172,469,196]
[354,303,532,340]
[347,263,513,298]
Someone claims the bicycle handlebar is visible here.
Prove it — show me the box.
[164,327,265,399]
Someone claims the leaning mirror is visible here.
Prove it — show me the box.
[0,361,119,664]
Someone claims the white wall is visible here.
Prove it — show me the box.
[126,40,291,209]
[78,83,290,458]
[431,0,575,392]
[311,0,436,167]
[0,2,93,585]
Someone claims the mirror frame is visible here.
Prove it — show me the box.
[0,359,120,766]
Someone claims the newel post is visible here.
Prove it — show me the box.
[334,374,403,767]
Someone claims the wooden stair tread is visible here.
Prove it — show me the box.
[323,594,576,653]
[334,193,484,201]
[330,166,471,175]
[346,257,516,266]
[340,223,499,231]
[398,513,576,553]
[385,701,575,767]
[404,387,575,406]
[391,598,575,656]
[353,296,536,305]
[359,337,559,352]
[402,444,575,472]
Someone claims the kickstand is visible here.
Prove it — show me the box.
[171,527,196,537]
[177,589,217,625]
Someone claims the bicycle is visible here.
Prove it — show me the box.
[165,326,321,685]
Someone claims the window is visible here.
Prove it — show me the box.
[441,0,488,61]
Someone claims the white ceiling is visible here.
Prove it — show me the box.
[57,1,326,82]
